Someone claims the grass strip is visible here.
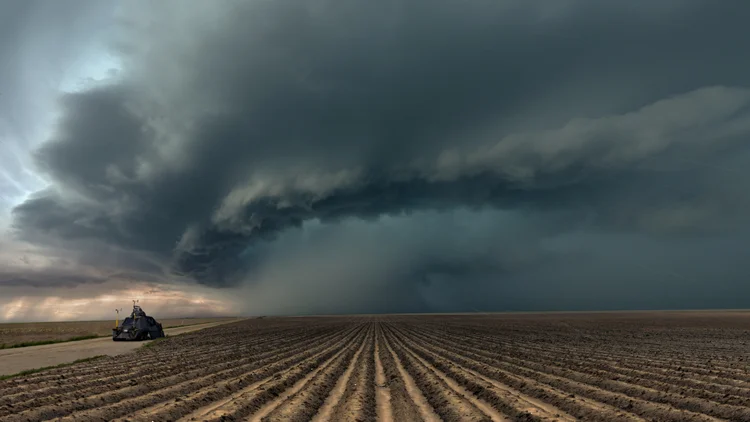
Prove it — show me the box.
[142,337,168,348]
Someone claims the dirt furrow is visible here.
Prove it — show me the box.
[57,327,361,422]
[0,329,324,414]
[3,325,360,422]
[502,340,747,374]
[383,325,493,422]
[111,325,364,422]
[375,324,422,422]
[0,324,309,395]
[382,326,440,422]
[327,325,377,422]
[390,325,575,422]
[588,359,750,394]
[405,325,645,422]
[186,344,349,422]
[532,354,750,407]
[309,325,370,422]
[263,325,374,422]
[429,324,750,384]
[497,339,750,380]
[412,327,724,422]
[374,327,394,422]
[385,324,512,422]
[416,326,749,421]
[428,327,750,396]
[509,345,750,398]
[186,325,367,422]
[0,326,323,405]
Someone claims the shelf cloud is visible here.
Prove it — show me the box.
[3,0,750,318]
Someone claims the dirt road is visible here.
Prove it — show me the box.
[0,319,241,376]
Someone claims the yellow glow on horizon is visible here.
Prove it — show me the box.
[0,283,235,322]
[2,298,26,320]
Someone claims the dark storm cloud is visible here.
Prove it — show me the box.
[0,271,105,288]
[0,0,116,215]
[8,0,750,311]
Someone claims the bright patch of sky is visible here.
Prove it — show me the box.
[0,1,121,226]
[0,41,121,227]
[59,49,122,93]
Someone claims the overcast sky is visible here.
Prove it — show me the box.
[2,0,750,321]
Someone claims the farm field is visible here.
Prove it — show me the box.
[0,317,239,348]
[2,311,750,421]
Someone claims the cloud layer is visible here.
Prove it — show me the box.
[4,0,750,318]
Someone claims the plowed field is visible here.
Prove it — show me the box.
[2,311,749,421]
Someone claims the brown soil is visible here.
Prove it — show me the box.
[374,330,394,422]
[0,312,748,421]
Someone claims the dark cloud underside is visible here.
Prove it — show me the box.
[5,0,750,313]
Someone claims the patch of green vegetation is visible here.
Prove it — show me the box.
[0,355,108,381]
[0,334,101,350]
[142,337,168,349]
[162,320,224,329]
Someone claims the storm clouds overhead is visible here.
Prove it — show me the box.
[3,0,750,320]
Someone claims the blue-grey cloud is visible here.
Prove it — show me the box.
[5,0,750,313]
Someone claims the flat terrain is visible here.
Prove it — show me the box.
[0,317,238,347]
[2,311,750,421]
[0,320,242,377]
